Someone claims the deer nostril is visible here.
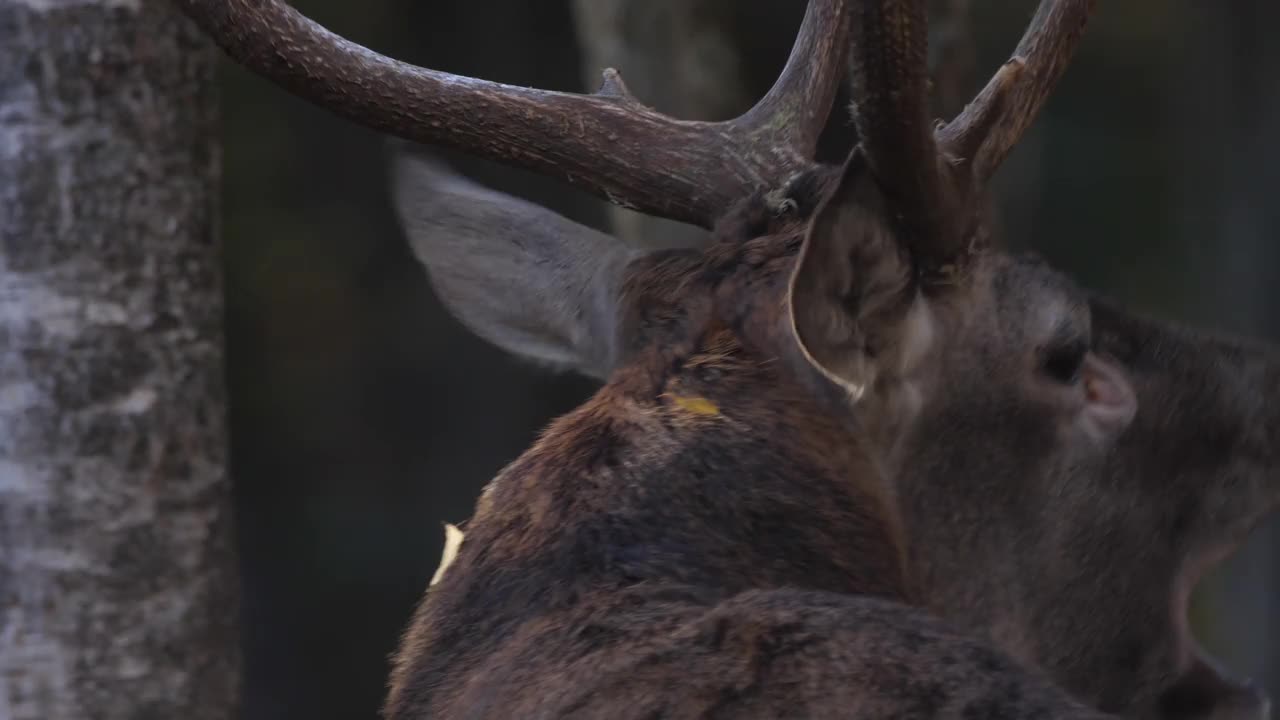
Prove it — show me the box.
[1082,354,1137,412]
[1085,377,1102,402]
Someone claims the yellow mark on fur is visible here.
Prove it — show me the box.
[430,523,465,587]
[669,394,721,417]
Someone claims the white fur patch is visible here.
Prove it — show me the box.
[897,292,936,377]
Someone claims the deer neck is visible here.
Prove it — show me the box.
[448,328,913,611]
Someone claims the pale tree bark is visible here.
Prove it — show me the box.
[571,0,750,249]
[0,1,238,718]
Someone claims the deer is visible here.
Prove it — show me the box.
[175,0,1280,718]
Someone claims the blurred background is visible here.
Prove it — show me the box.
[216,1,1280,717]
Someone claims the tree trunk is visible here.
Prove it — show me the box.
[571,0,750,249]
[0,1,238,718]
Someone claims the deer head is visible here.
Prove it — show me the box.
[178,1,1279,718]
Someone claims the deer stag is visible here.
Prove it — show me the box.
[177,0,1279,718]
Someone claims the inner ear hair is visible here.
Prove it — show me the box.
[788,155,923,400]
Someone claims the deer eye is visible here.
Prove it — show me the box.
[1042,342,1087,384]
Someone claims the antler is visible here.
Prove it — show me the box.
[847,0,956,265]
[845,0,1097,270]
[937,0,1097,184]
[173,0,851,230]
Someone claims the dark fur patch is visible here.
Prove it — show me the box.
[385,175,1280,720]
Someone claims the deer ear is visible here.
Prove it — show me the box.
[391,152,640,380]
[786,155,932,400]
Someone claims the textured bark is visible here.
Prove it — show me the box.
[570,0,750,248]
[0,1,238,718]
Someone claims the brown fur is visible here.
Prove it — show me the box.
[384,163,1278,719]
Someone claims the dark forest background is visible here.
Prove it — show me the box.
[215,1,1280,717]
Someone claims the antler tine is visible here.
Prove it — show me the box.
[173,0,853,231]
[847,0,960,268]
[936,0,1096,183]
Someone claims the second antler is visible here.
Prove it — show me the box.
[845,0,1097,270]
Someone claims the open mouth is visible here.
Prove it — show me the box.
[1160,545,1272,720]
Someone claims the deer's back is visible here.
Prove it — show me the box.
[383,342,1105,720]
[389,583,1107,720]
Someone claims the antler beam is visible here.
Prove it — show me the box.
[847,0,958,267]
[173,0,851,230]
[843,0,1097,270]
